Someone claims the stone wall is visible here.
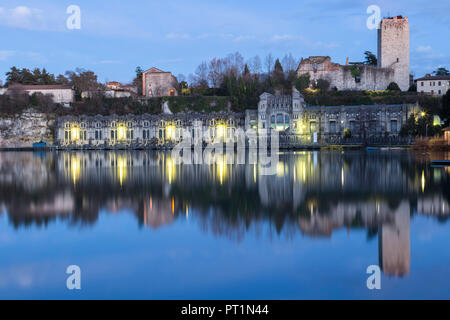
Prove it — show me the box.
[0,109,55,148]
[378,17,410,91]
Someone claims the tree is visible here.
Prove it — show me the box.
[315,79,330,91]
[264,54,274,77]
[387,82,401,91]
[272,59,285,86]
[193,61,209,89]
[247,55,262,74]
[5,67,21,86]
[133,66,144,95]
[65,68,102,99]
[364,51,377,66]
[442,89,450,126]
[208,58,224,89]
[295,73,310,92]
[281,53,298,75]
[432,67,450,76]
[343,128,352,139]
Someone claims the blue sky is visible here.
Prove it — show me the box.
[0,0,449,85]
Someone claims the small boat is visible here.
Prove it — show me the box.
[431,160,450,167]
[32,140,47,148]
[366,147,379,151]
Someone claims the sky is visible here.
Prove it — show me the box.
[0,0,449,85]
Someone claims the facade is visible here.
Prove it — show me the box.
[246,89,419,144]
[297,16,410,91]
[55,112,243,147]
[142,67,178,98]
[55,90,420,147]
[416,75,450,96]
[6,84,74,106]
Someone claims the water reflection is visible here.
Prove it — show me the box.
[0,150,449,279]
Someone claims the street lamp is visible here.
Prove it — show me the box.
[420,111,428,136]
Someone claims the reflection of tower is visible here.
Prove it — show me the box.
[143,197,175,229]
[378,201,410,276]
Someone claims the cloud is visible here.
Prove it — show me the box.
[269,34,340,49]
[0,50,15,61]
[98,60,121,64]
[0,6,47,30]
[416,45,432,53]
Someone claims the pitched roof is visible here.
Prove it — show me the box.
[416,75,450,81]
[143,67,168,74]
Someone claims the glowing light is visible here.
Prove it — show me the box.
[171,197,175,215]
[186,205,189,219]
[117,126,126,141]
[71,127,80,141]
[421,111,426,117]
[217,125,225,138]
[341,167,345,186]
[117,156,127,186]
[71,158,80,185]
[276,162,285,177]
[166,125,175,140]
[217,158,226,185]
[421,170,425,193]
[253,165,257,183]
[167,158,174,184]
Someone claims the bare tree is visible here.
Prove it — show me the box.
[223,52,244,78]
[281,53,298,75]
[248,55,262,74]
[208,58,224,88]
[193,61,209,88]
[265,53,274,76]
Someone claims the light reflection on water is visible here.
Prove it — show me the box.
[0,150,449,299]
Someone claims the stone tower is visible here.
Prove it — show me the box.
[377,16,410,91]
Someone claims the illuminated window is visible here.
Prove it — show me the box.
[169,89,175,96]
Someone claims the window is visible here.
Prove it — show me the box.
[439,90,442,95]
[391,120,398,132]
[95,131,99,140]
[169,89,175,96]
[421,82,424,86]
[329,121,336,133]
[439,81,442,86]
[284,115,290,124]
[271,115,275,124]
[349,121,356,132]
[310,122,317,133]
[276,114,283,124]
[144,121,149,127]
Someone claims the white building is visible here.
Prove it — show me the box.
[416,74,450,96]
[7,84,74,106]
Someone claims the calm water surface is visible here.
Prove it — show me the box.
[0,150,449,299]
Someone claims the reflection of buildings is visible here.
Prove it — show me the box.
[143,197,175,229]
[379,202,410,277]
[0,151,449,278]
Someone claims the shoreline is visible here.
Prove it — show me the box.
[0,144,415,152]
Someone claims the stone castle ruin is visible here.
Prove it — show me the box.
[297,16,410,91]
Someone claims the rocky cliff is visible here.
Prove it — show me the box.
[0,109,55,148]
